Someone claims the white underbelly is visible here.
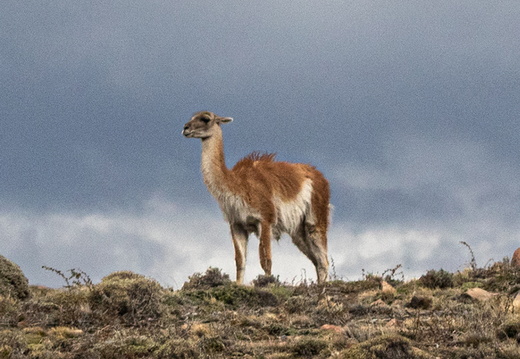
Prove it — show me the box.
[217,179,314,238]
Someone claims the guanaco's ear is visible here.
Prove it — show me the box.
[219,116,233,124]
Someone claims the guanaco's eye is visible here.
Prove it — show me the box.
[200,117,210,123]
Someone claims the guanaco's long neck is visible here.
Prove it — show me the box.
[200,129,231,199]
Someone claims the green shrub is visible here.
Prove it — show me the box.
[284,295,314,314]
[156,338,198,359]
[89,334,158,358]
[252,274,280,288]
[199,336,226,354]
[0,255,30,300]
[26,287,92,327]
[292,337,329,357]
[419,269,454,289]
[0,295,20,326]
[266,322,290,336]
[339,334,431,359]
[406,296,433,310]
[210,284,279,308]
[182,267,231,290]
[481,259,520,293]
[89,271,165,325]
[325,278,381,294]
[0,329,27,357]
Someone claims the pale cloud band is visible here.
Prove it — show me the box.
[2,189,518,288]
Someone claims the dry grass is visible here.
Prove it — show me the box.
[2,262,520,358]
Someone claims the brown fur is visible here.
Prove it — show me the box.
[183,111,330,283]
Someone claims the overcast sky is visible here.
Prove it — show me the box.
[1,2,519,288]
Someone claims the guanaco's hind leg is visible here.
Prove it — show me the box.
[231,223,249,284]
[314,231,329,284]
[291,223,329,283]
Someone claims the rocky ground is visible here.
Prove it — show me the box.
[2,257,520,358]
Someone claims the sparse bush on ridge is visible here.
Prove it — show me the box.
[252,274,280,287]
[0,254,30,300]
[419,268,454,289]
[90,271,166,326]
[26,286,92,327]
[42,266,93,288]
[182,267,231,290]
[99,270,143,282]
[481,258,520,293]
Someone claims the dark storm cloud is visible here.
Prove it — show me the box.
[1,2,520,285]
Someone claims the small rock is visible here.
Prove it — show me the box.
[512,292,520,310]
[381,280,397,295]
[370,299,389,308]
[464,288,497,301]
[320,324,344,334]
[512,248,520,267]
[385,318,402,328]
[190,323,214,337]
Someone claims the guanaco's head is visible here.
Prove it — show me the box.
[182,111,233,139]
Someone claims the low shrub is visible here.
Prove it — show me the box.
[26,287,92,327]
[339,334,431,359]
[88,334,158,358]
[89,271,165,326]
[0,255,30,300]
[292,337,329,357]
[210,284,279,308]
[0,295,20,326]
[498,319,520,342]
[419,269,454,289]
[182,267,231,290]
[156,338,199,359]
[252,274,280,288]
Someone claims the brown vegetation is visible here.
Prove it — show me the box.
[2,261,520,357]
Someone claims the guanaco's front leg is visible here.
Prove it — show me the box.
[230,223,248,284]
